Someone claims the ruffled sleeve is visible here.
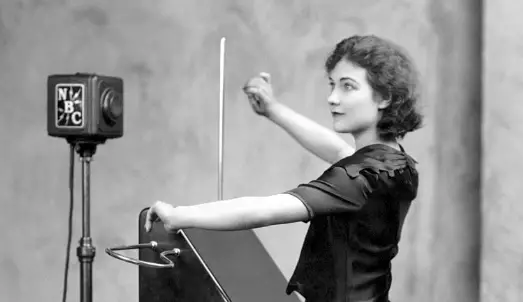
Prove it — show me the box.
[285,145,418,221]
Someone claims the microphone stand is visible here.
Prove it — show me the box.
[70,139,103,302]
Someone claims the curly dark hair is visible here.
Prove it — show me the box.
[325,35,423,141]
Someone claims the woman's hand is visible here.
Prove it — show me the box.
[242,72,278,117]
[144,201,178,233]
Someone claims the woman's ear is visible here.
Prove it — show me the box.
[378,98,391,110]
[374,91,392,110]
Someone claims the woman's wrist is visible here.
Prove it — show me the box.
[265,101,287,123]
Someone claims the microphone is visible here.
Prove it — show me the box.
[47,72,124,144]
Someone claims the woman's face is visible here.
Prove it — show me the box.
[327,59,388,135]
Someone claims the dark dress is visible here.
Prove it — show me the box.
[284,144,419,302]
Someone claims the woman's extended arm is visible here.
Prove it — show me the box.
[144,194,310,233]
[266,102,354,164]
[243,73,354,164]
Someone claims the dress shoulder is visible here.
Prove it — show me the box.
[333,144,418,185]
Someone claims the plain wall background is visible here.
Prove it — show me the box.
[0,0,504,301]
[481,0,523,301]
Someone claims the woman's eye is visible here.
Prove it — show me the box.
[344,83,353,90]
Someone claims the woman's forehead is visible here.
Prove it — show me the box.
[328,60,367,82]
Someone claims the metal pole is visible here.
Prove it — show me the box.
[76,143,97,302]
[218,37,226,201]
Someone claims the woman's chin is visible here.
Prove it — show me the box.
[332,122,351,133]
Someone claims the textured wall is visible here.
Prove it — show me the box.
[481,1,523,301]
[0,0,481,302]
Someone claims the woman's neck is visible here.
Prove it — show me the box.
[353,130,400,151]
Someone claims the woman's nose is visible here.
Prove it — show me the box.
[327,93,340,106]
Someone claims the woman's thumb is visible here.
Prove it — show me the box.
[259,72,271,84]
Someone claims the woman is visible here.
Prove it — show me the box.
[145,35,423,302]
